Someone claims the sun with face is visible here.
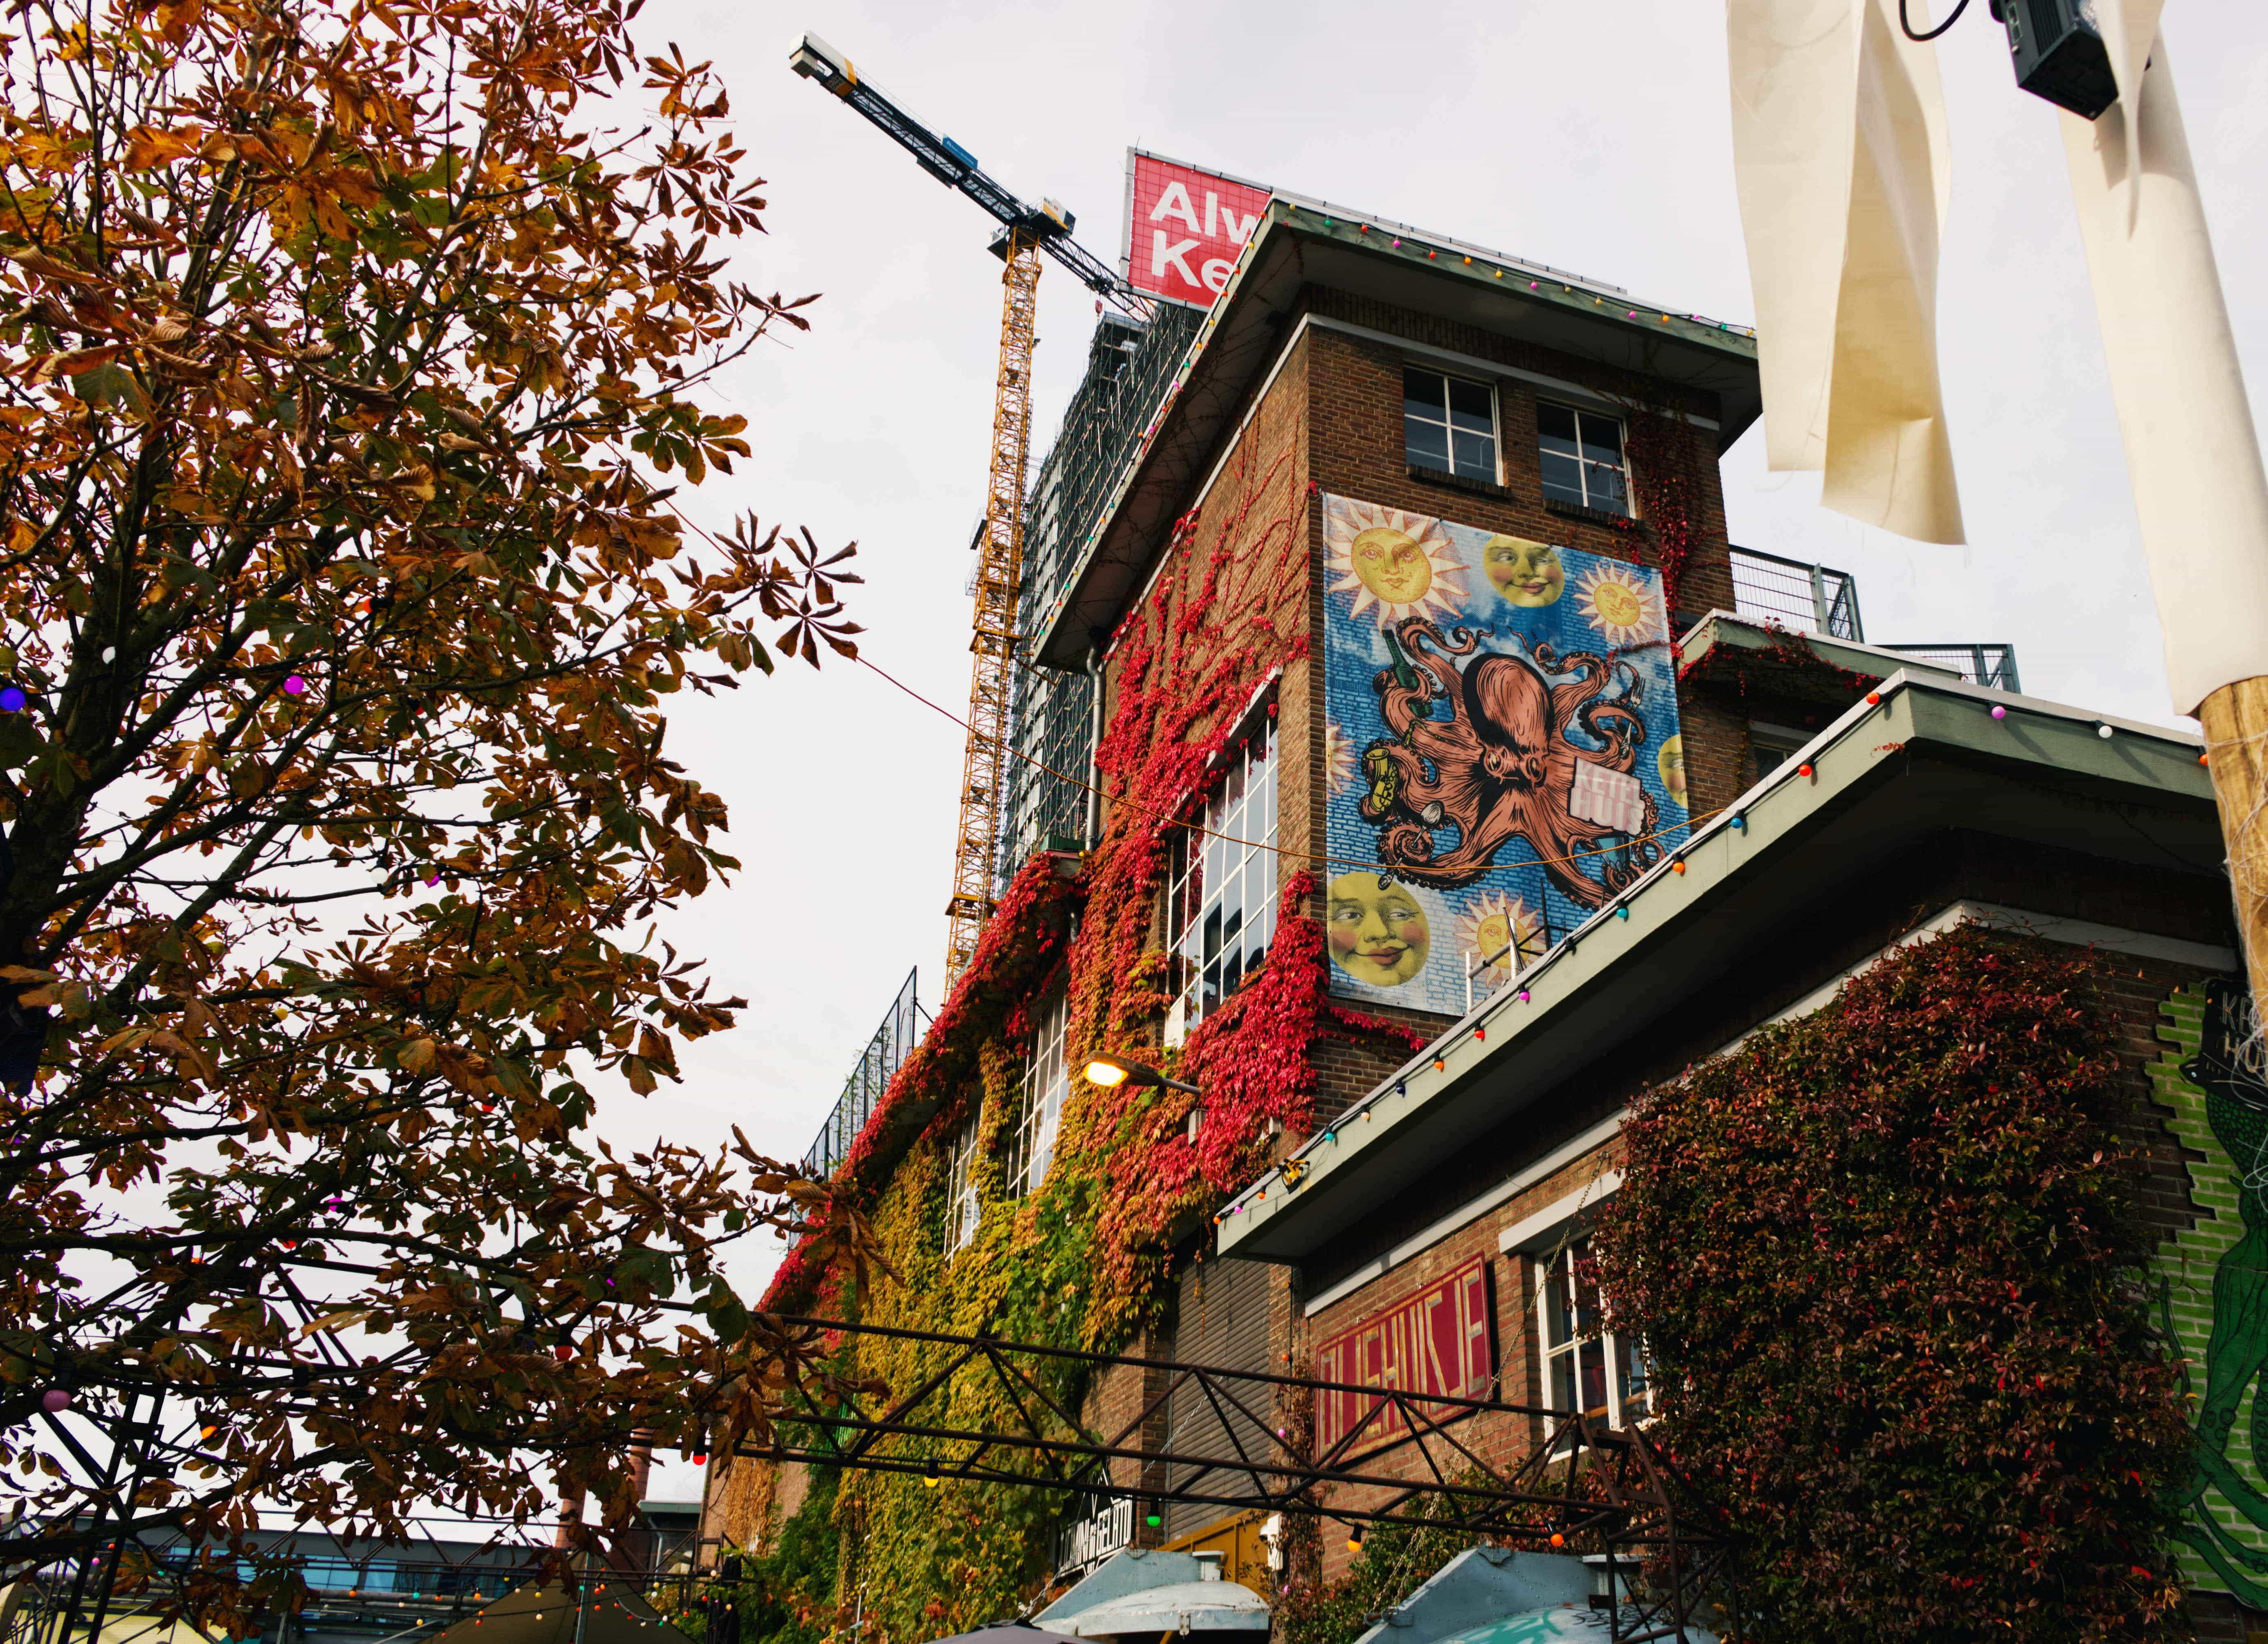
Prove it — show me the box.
[1456,891,1546,990]
[1481,535,1565,608]
[1657,735,1688,810]
[1324,497,1465,626]
[1574,561,1666,648]
[1326,871,1431,988]
[1324,720,1357,795]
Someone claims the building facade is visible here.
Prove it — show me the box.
[709,191,2239,1640]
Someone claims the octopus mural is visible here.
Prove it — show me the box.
[1320,492,1684,1014]
[1357,617,1661,910]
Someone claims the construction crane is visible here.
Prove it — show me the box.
[790,34,1149,988]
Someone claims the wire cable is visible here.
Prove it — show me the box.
[1900,0,1970,41]
[650,491,1707,880]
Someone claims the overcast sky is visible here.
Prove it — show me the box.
[603,0,2268,1503]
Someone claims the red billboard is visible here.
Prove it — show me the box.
[1313,1256,1495,1451]
[1123,150,1274,309]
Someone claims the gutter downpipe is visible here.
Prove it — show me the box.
[1086,638,1107,847]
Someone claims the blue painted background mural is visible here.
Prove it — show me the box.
[1321,493,1688,1016]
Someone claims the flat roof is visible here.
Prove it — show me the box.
[1033,201,1762,668]
[1216,672,2220,1264]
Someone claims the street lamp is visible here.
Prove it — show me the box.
[1083,1052,1201,1095]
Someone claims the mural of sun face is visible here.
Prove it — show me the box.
[1324,719,1357,795]
[1482,535,1565,607]
[1325,497,1465,626]
[1326,871,1431,988]
[1575,561,1667,648]
[1456,891,1546,989]
[1657,735,1687,810]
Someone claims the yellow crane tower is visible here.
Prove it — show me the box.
[789,34,1149,985]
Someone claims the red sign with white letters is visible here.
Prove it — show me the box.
[1313,1256,1495,1450]
[1122,151,1274,310]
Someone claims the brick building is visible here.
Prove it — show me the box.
[716,189,2246,1639]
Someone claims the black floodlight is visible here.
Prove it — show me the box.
[1988,0,2119,119]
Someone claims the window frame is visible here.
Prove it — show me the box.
[1012,988,1070,1197]
[1533,1239,1649,1443]
[943,1118,980,1254]
[1536,400,1633,517]
[1402,366,1502,485]
[1164,715,1281,1045]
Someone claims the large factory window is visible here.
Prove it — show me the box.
[1011,989,1069,1196]
[1404,367,1499,482]
[944,1120,980,1253]
[1537,401,1631,515]
[1535,1241,1649,1442]
[1164,721,1279,1043]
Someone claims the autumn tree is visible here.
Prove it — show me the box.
[0,0,879,1622]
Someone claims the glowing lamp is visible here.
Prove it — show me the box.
[1347,1525,1365,1553]
[1085,1053,1200,1095]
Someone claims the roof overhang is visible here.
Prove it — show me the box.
[1216,673,2220,1263]
[1034,203,1762,668]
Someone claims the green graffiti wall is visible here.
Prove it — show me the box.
[2154,983,2268,1599]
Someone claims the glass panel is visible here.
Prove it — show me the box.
[1447,378,1493,432]
[1578,412,1624,467]
[1577,1339,1610,1419]
[1203,904,1223,965]
[1584,460,1629,515]
[1404,418,1449,470]
[1540,450,1586,505]
[1452,430,1497,482]
[1537,401,1579,452]
[1403,368,1447,420]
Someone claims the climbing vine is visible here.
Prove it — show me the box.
[745,437,1423,1643]
[1593,927,2189,1643]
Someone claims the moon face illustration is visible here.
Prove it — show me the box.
[1483,535,1565,608]
[1327,872,1431,987]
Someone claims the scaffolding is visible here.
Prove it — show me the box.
[997,304,1206,893]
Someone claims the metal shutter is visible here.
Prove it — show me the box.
[1163,1257,1275,1543]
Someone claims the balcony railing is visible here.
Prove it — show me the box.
[1729,545,1864,641]
[802,968,922,1180]
[1878,642,2022,693]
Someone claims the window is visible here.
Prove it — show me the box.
[944,1120,980,1253]
[1165,723,1279,1042]
[1746,720,1810,784]
[1012,990,1069,1196]
[1404,368,1499,482]
[1537,402,1630,515]
[1535,1241,1649,1440]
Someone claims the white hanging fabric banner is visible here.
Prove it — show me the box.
[2060,5,2268,714]
[1727,0,1964,545]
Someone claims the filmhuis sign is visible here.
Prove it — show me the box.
[1056,1487,1137,1578]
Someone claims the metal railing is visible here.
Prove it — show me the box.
[1878,642,2022,693]
[801,969,922,1180]
[1728,545,1864,641]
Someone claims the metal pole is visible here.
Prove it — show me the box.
[1807,562,1828,634]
